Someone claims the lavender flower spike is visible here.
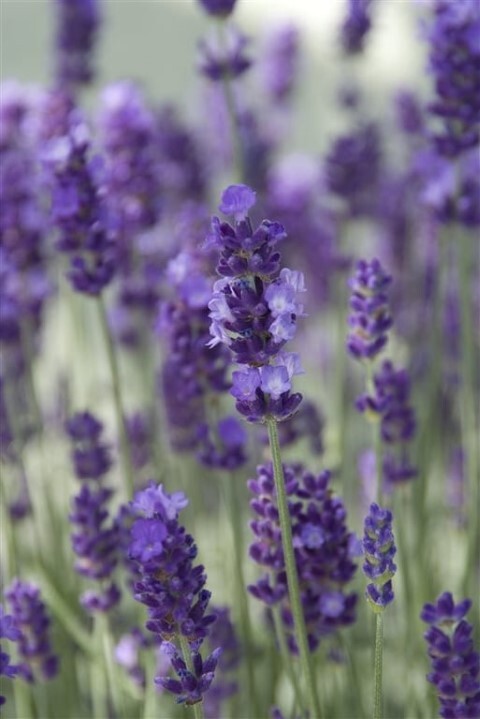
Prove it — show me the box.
[5,580,59,683]
[421,592,480,719]
[362,503,397,611]
[54,0,100,89]
[129,482,220,706]
[347,259,392,361]
[207,184,305,423]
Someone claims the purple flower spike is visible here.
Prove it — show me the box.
[340,0,373,56]
[129,483,220,705]
[421,592,480,719]
[207,185,305,423]
[347,258,392,361]
[5,580,58,683]
[248,463,358,653]
[362,503,397,611]
[198,28,251,82]
[197,0,237,18]
[54,0,100,89]
[219,184,257,221]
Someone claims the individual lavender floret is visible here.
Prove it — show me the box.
[207,184,305,423]
[260,24,300,106]
[347,259,393,361]
[198,27,252,82]
[421,592,480,719]
[129,483,220,706]
[66,411,120,612]
[325,122,381,217]
[54,0,100,89]
[0,606,20,706]
[356,360,417,486]
[5,580,58,683]
[65,410,112,480]
[340,0,373,56]
[46,119,116,295]
[424,0,480,157]
[362,503,397,611]
[197,416,248,471]
[248,463,358,653]
[203,607,240,719]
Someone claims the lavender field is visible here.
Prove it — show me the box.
[0,1,479,718]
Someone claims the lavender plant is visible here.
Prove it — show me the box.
[1,1,479,718]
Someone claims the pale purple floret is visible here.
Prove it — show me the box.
[131,481,188,521]
[219,184,256,221]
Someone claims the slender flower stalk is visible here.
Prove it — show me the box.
[267,419,322,719]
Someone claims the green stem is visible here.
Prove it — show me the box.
[216,19,244,182]
[178,635,205,719]
[39,570,93,656]
[365,362,383,506]
[373,612,384,719]
[96,295,134,498]
[224,471,259,718]
[272,605,305,716]
[266,417,321,719]
[98,613,123,719]
[457,229,479,598]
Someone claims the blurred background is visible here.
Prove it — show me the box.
[2,0,428,153]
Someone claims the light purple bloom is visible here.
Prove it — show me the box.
[269,313,297,342]
[219,184,256,221]
[231,369,261,400]
[259,365,291,398]
[132,483,188,521]
[129,518,167,563]
[319,591,347,618]
[265,281,297,317]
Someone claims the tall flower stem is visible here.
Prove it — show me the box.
[272,605,306,716]
[365,362,383,505]
[97,612,123,719]
[178,634,205,719]
[96,295,134,498]
[266,417,322,719]
[215,19,244,182]
[373,612,384,719]
[457,229,479,598]
[224,471,259,718]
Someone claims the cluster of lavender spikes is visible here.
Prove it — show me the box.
[128,482,221,705]
[362,503,397,610]
[207,184,305,423]
[5,580,58,683]
[421,592,480,718]
[248,463,358,653]
[66,411,120,612]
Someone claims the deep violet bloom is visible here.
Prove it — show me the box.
[424,0,480,156]
[66,411,120,612]
[45,120,116,295]
[65,410,112,480]
[340,0,373,55]
[157,250,231,453]
[347,259,393,361]
[207,185,305,423]
[54,0,100,88]
[129,483,220,705]
[421,592,480,719]
[5,580,58,683]
[197,416,248,471]
[325,122,382,217]
[198,27,252,82]
[197,0,237,17]
[0,605,20,706]
[356,360,417,486]
[98,82,161,249]
[248,463,358,653]
[362,503,397,610]
[203,607,241,718]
